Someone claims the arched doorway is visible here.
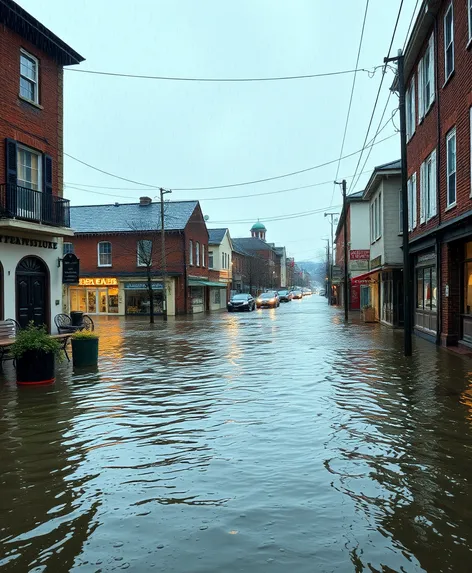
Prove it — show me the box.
[16,257,49,329]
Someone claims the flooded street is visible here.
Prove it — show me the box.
[2,296,472,572]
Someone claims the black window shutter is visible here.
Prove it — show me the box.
[5,138,17,185]
[43,154,53,194]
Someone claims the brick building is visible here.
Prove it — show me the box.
[402,0,472,345]
[207,228,232,310]
[0,0,83,329]
[67,198,222,316]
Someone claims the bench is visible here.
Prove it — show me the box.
[0,319,20,364]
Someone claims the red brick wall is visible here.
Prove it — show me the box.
[0,26,63,195]
[407,0,472,240]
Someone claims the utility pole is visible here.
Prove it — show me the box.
[334,180,349,321]
[160,188,172,321]
[385,50,412,356]
[324,212,339,305]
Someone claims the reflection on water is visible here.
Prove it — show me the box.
[1,299,472,572]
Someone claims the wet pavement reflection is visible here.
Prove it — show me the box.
[1,296,472,572]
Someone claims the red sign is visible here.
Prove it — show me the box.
[350,249,370,260]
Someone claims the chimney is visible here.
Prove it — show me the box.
[139,196,152,206]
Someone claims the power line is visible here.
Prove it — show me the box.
[65,132,397,193]
[65,66,378,83]
[347,0,404,194]
[210,204,342,225]
[403,0,420,50]
[331,0,370,206]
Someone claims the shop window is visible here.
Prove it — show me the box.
[126,290,163,315]
[416,267,437,311]
[212,289,221,305]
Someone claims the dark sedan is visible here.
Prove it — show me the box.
[227,293,256,312]
[277,289,292,302]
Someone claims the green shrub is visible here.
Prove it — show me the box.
[72,330,98,340]
[10,322,63,360]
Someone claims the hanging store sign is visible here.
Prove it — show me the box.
[0,234,57,249]
[123,282,163,290]
[62,253,80,284]
[79,277,118,286]
[350,249,370,260]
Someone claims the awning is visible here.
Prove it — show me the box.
[351,269,380,284]
[188,279,227,288]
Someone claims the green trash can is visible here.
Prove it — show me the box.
[72,337,99,368]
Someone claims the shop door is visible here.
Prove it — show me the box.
[98,289,108,313]
[360,285,371,309]
[16,257,48,328]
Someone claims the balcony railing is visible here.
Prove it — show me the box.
[0,184,70,228]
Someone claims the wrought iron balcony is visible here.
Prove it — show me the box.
[0,183,70,228]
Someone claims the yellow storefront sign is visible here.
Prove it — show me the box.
[79,277,118,286]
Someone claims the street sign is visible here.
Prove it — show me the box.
[62,253,80,284]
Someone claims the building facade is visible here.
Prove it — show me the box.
[402,0,472,345]
[334,191,371,310]
[0,0,84,330]
[355,161,404,326]
[208,228,233,310]
[67,199,222,316]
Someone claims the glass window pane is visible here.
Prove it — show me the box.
[431,267,437,311]
[424,267,432,310]
[417,268,424,309]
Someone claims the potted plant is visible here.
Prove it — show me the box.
[362,304,376,323]
[71,330,99,368]
[11,323,62,386]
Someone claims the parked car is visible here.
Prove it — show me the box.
[227,293,256,312]
[256,291,280,308]
[277,289,292,302]
[302,288,312,296]
[291,290,303,300]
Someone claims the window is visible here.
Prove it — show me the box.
[416,267,437,311]
[63,242,73,255]
[208,250,214,269]
[420,150,437,222]
[446,128,456,207]
[17,145,42,190]
[418,35,435,121]
[20,50,39,104]
[399,191,404,233]
[222,253,225,269]
[196,242,200,266]
[469,0,472,43]
[202,244,205,267]
[406,78,416,140]
[98,241,112,266]
[189,240,193,265]
[137,239,152,267]
[370,194,382,242]
[407,173,417,231]
[444,4,454,81]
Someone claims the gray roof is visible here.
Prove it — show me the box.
[71,201,199,234]
[363,159,401,200]
[376,159,401,171]
[232,238,254,256]
[208,228,228,245]
[233,237,275,252]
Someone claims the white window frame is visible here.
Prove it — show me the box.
[189,240,193,265]
[444,3,454,82]
[202,244,205,267]
[208,250,214,269]
[406,77,416,140]
[137,239,152,267]
[19,49,39,104]
[420,149,437,223]
[17,144,42,191]
[418,34,435,122]
[408,173,417,231]
[98,241,112,267]
[446,128,457,207]
[196,242,200,266]
[469,0,472,44]
[63,242,74,255]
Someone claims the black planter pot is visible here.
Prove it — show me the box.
[16,350,55,386]
[72,338,99,368]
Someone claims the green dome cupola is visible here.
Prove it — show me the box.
[251,220,267,241]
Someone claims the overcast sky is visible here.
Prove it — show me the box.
[19,0,417,261]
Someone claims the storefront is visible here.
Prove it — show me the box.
[0,231,66,332]
[69,277,119,315]
[379,269,403,327]
[124,281,163,315]
[188,279,228,313]
[414,250,438,338]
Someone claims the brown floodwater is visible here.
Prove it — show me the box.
[1,296,472,572]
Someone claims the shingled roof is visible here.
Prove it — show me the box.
[71,201,200,234]
[208,228,228,245]
[233,237,276,252]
